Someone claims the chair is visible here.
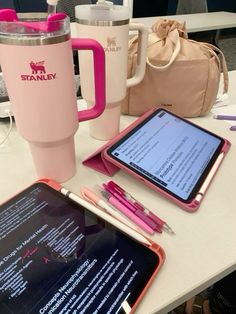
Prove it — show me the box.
[13,0,47,12]
[132,0,168,18]
[57,0,92,22]
[176,0,219,46]
[176,0,208,14]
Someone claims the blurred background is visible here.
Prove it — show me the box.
[0,0,236,70]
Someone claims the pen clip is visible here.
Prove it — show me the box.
[103,184,139,215]
[103,183,119,198]
[108,181,145,211]
[107,181,125,194]
[105,182,125,198]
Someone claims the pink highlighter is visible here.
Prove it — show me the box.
[0,9,105,182]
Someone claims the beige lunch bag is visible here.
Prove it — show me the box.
[121,19,229,117]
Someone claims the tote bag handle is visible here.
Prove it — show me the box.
[146,28,181,71]
[196,41,229,94]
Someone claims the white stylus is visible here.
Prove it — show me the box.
[61,187,151,247]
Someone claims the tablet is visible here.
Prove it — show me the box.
[104,108,230,211]
[0,180,164,314]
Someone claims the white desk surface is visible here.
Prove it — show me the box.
[131,11,236,33]
[1,71,236,314]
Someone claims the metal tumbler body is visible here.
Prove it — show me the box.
[0,13,105,181]
[0,34,78,144]
[77,21,129,105]
[76,3,148,140]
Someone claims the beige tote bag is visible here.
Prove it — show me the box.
[121,19,229,117]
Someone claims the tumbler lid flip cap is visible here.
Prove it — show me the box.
[75,1,130,23]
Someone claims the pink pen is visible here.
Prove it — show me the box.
[104,183,162,232]
[103,183,138,213]
[100,190,154,235]
[107,181,142,209]
[106,181,175,234]
[103,183,162,233]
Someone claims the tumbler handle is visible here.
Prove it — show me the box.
[126,23,148,88]
[71,38,106,122]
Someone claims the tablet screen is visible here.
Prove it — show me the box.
[107,109,224,203]
[0,183,159,314]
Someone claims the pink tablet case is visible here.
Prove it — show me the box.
[82,108,231,212]
[82,109,154,176]
[0,178,166,314]
[82,142,119,176]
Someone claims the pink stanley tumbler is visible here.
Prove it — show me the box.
[0,10,105,182]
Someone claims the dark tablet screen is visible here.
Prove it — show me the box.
[107,109,224,203]
[0,182,160,314]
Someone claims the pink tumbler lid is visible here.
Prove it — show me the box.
[29,137,76,182]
